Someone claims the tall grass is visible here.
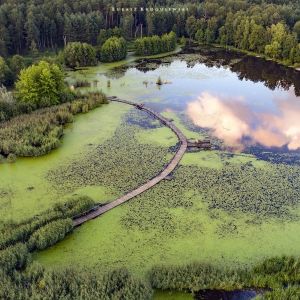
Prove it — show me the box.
[149,256,300,296]
[0,86,30,122]
[0,92,107,159]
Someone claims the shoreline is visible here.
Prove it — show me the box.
[211,43,300,71]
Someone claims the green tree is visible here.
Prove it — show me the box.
[100,37,127,62]
[265,41,281,59]
[63,42,97,68]
[205,17,218,44]
[0,57,11,86]
[265,22,290,60]
[219,13,235,46]
[195,29,205,43]
[121,14,134,39]
[248,20,267,53]
[9,55,26,81]
[185,16,197,42]
[146,13,154,36]
[294,21,300,41]
[16,61,65,108]
[195,18,206,44]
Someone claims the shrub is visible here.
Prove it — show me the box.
[28,219,73,251]
[100,37,127,62]
[257,286,300,299]
[180,36,186,47]
[0,196,96,250]
[97,27,124,46]
[15,61,66,109]
[8,55,26,81]
[0,86,31,122]
[53,195,96,218]
[73,80,91,88]
[150,256,300,294]
[0,56,12,86]
[135,32,177,56]
[63,42,97,68]
[150,263,243,292]
[0,243,29,273]
[0,86,17,122]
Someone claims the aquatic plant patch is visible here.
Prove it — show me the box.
[47,109,173,194]
[120,161,300,236]
[38,101,300,276]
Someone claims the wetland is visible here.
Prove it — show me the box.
[1,47,300,295]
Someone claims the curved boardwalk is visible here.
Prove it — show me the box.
[73,97,187,227]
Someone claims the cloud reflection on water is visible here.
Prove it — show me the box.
[187,91,300,151]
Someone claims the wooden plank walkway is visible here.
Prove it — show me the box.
[73,97,187,227]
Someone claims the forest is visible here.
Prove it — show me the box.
[0,0,299,65]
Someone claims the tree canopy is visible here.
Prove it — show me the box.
[16,61,65,108]
[0,0,298,58]
[63,42,97,68]
[100,37,127,62]
[0,57,11,86]
[135,32,177,56]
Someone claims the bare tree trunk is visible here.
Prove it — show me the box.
[105,10,108,29]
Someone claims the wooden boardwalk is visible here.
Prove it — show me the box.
[73,97,187,227]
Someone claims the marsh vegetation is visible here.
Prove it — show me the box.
[0,27,300,299]
[0,92,107,159]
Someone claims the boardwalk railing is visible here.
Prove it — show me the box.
[73,97,187,227]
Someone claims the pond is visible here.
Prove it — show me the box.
[2,47,300,279]
[75,46,300,164]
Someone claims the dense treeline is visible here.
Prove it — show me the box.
[1,0,299,72]
[188,12,300,64]
[0,0,299,61]
[135,32,177,56]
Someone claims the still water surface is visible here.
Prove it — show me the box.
[82,47,300,164]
